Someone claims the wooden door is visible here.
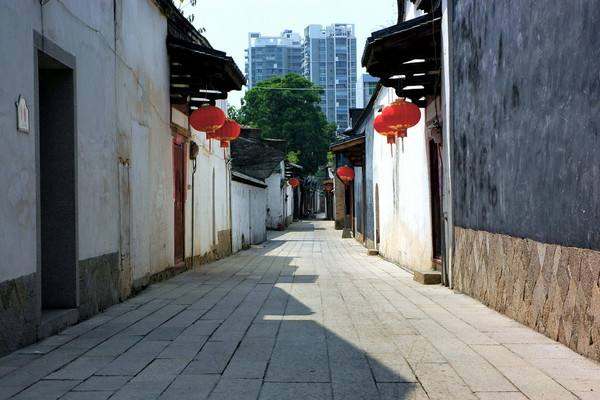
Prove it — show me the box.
[429,140,443,260]
[173,140,185,264]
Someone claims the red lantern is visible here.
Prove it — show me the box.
[212,118,240,148]
[289,178,300,188]
[381,98,421,138]
[336,166,354,185]
[374,113,397,144]
[189,105,226,137]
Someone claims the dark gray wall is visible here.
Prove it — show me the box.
[451,0,600,250]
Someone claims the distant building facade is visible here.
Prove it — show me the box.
[245,30,303,88]
[362,74,378,107]
[303,24,357,131]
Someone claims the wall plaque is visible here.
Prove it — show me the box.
[16,95,30,133]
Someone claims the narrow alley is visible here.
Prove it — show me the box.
[0,220,597,400]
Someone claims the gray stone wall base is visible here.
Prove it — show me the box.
[453,226,600,362]
[0,252,120,357]
[78,252,120,319]
[0,273,38,356]
[134,229,234,293]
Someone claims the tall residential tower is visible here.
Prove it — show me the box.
[303,24,357,131]
[245,30,303,88]
[362,74,379,107]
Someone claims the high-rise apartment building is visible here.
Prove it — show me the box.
[303,24,357,131]
[245,30,303,88]
[362,74,379,107]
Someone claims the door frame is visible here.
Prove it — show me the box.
[172,136,186,265]
[428,139,443,262]
[34,32,79,312]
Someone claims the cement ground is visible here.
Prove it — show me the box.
[0,221,598,399]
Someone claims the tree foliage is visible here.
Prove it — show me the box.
[235,74,335,175]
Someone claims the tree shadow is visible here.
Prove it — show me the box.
[255,281,425,400]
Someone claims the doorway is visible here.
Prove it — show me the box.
[326,192,333,220]
[38,50,77,310]
[361,166,367,244]
[428,139,443,261]
[173,140,185,264]
[375,184,380,248]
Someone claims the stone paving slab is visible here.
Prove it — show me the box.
[158,374,219,400]
[60,392,113,400]
[0,221,598,399]
[72,375,130,391]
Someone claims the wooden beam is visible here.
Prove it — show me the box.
[330,137,365,153]
[367,58,441,79]
[169,86,228,99]
[382,74,438,88]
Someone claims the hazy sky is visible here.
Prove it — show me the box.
[182,0,399,107]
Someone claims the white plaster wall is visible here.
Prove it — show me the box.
[370,87,433,271]
[116,0,172,281]
[185,130,232,260]
[0,0,119,281]
[265,161,285,229]
[0,1,41,282]
[285,184,294,223]
[250,187,267,244]
[231,181,249,253]
[403,0,426,19]
[231,180,267,252]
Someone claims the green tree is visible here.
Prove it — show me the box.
[227,105,243,122]
[236,74,335,174]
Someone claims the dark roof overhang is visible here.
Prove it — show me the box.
[231,171,267,189]
[284,161,303,178]
[362,10,441,107]
[168,36,246,108]
[330,135,365,167]
[231,128,286,180]
[155,0,210,46]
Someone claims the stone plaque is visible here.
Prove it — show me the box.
[16,95,30,133]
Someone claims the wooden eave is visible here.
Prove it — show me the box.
[167,36,245,108]
[330,136,365,153]
[362,11,442,107]
[330,136,365,167]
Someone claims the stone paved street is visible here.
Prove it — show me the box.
[1,221,599,400]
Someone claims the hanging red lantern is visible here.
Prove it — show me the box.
[336,166,354,185]
[374,113,397,144]
[289,178,300,188]
[381,98,421,139]
[189,105,226,138]
[212,118,241,148]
